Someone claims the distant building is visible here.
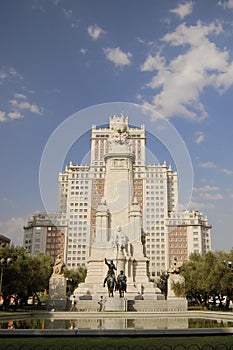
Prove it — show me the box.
[0,234,11,245]
[23,213,68,261]
[167,210,212,267]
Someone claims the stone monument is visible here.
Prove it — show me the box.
[167,257,184,299]
[74,116,163,305]
[167,257,187,310]
[48,255,67,311]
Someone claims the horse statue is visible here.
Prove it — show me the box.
[116,270,127,298]
[106,275,116,297]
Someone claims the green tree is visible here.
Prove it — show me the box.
[64,267,87,296]
[157,271,168,298]
[173,251,233,310]
[0,244,53,307]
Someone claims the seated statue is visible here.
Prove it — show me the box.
[167,257,183,274]
[53,255,65,275]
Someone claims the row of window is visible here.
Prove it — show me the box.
[146,245,165,249]
[69,221,88,225]
[46,244,63,249]
[147,250,165,255]
[67,256,85,260]
[70,202,88,206]
[47,238,64,243]
[169,250,187,254]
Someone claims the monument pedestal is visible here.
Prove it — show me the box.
[166,273,187,311]
[48,275,67,311]
[167,274,184,299]
[105,298,126,311]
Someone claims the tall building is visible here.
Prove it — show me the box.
[56,115,212,277]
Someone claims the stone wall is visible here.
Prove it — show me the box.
[74,298,187,312]
[128,299,187,312]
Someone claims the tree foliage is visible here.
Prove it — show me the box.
[64,267,87,296]
[0,244,53,306]
[172,250,233,309]
[157,271,168,298]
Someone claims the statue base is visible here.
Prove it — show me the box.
[167,274,185,299]
[105,298,126,311]
[48,274,67,311]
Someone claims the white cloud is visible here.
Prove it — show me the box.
[200,193,223,200]
[103,47,132,67]
[0,67,43,122]
[170,1,194,19]
[222,168,233,175]
[140,53,166,72]
[140,21,233,121]
[192,185,223,206]
[199,161,216,168]
[218,0,233,9]
[8,67,23,80]
[14,93,27,99]
[62,8,72,19]
[9,99,43,115]
[194,185,220,192]
[80,48,88,55]
[0,217,25,246]
[87,25,105,40]
[0,72,7,80]
[189,200,215,210]
[0,66,23,82]
[0,111,7,122]
[195,131,205,144]
[7,111,24,120]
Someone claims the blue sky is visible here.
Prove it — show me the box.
[0,0,233,252]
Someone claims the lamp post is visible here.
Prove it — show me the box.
[0,257,12,295]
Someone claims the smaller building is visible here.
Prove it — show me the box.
[0,234,11,246]
[167,210,212,267]
[23,213,68,261]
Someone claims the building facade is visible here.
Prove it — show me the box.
[0,234,11,246]
[23,212,67,261]
[167,211,212,265]
[55,115,212,277]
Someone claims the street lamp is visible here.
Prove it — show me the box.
[0,257,12,294]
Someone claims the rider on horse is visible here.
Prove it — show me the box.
[103,258,117,287]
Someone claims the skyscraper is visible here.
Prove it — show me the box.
[56,115,211,277]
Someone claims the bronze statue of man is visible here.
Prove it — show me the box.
[117,270,127,290]
[103,258,116,287]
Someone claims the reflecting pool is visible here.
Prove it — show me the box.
[1,316,233,330]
